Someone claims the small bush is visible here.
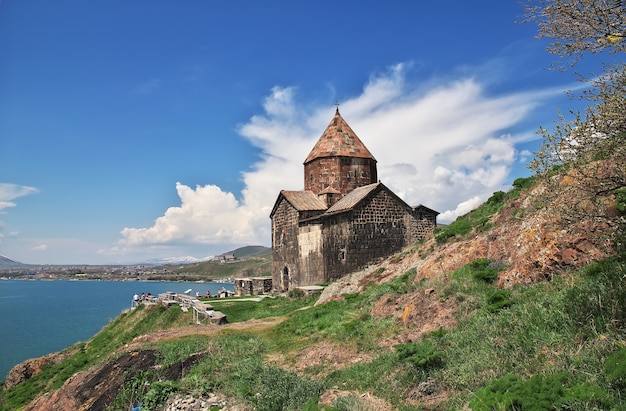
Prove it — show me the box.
[605,347,626,389]
[487,191,506,205]
[486,289,513,312]
[288,288,305,299]
[395,340,443,370]
[141,380,179,409]
[467,258,504,283]
[254,366,324,411]
[430,327,447,340]
[512,176,536,190]
[110,370,180,411]
[469,372,614,410]
[614,187,626,214]
[435,219,473,243]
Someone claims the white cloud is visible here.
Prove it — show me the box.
[519,149,533,163]
[118,62,559,252]
[0,183,38,213]
[119,182,269,247]
[438,196,484,222]
[33,244,48,251]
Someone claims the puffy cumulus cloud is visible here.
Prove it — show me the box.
[438,196,484,222]
[0,183,38,213]
[119,62,558,251]
[119,182,270,247]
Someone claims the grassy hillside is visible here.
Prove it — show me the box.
[3,255,624,410]
[227,245,271,259]
[162,250,272,280]
[2,181,625,410]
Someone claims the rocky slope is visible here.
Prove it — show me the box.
[4,179,619,410]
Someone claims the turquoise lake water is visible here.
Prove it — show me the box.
[0,279,233,380]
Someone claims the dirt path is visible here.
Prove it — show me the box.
[121,316,286,352]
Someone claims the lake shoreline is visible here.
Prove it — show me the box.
[0,280,234,380]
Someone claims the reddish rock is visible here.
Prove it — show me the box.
[3,352,70,391]
[561,248,578,265]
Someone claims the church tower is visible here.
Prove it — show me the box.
[303,109,377,205]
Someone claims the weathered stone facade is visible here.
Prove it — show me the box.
[234,277,273,296]
[305,157,377,200]
[270,109,439,291]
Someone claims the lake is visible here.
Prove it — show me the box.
[0,279,233,380]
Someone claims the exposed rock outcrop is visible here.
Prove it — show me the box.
[24,350,158,411]
[21,349,213,411]
[3,351,71,391]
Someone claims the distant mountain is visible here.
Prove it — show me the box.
[141,246,270,266]
[0,254,23,268]
[223,246,271,259]
[145,255,214,265]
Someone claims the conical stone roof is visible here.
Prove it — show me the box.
[304,109,376,164]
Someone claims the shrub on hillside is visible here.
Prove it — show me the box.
[486,289,513,312]
[253,366,324,411]
[512,176,536,191]
[605,347,626,389]
[469,372,614,410]
[288,287,305,299]
[434,219,472,243]
[467,258,504,283]
[395,340,443,370]
[486,191,506,205]
[564,255,626,335]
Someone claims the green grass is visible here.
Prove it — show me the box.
[210,294,317,323]
[434,177,537,244]
[168,252,272,278]
[3,251,626,410]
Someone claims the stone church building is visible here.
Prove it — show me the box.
[270,109,439,292]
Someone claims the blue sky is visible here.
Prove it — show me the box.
[0,1,592,265]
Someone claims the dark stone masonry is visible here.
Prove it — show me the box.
[268,109,439,292]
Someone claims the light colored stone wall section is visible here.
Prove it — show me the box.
[298,224,323,255]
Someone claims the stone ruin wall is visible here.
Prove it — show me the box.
[234,278,273,296]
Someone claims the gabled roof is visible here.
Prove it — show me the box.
[269,190,327,218]
[413,204,440,216]
[318,186,341,195]
[325,182,381,214]
[304,109,376,164]
[272,183,440,223]
[297,182,417,222]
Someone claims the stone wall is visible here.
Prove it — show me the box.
[322,189,410,280]
[296,223,325,286]
[271,200,301,292]
[271,185,438,291]
[408,209,438,242]
[234,277,273,296]
[304,157,377,195]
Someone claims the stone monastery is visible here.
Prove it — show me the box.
[269,109,439,292]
